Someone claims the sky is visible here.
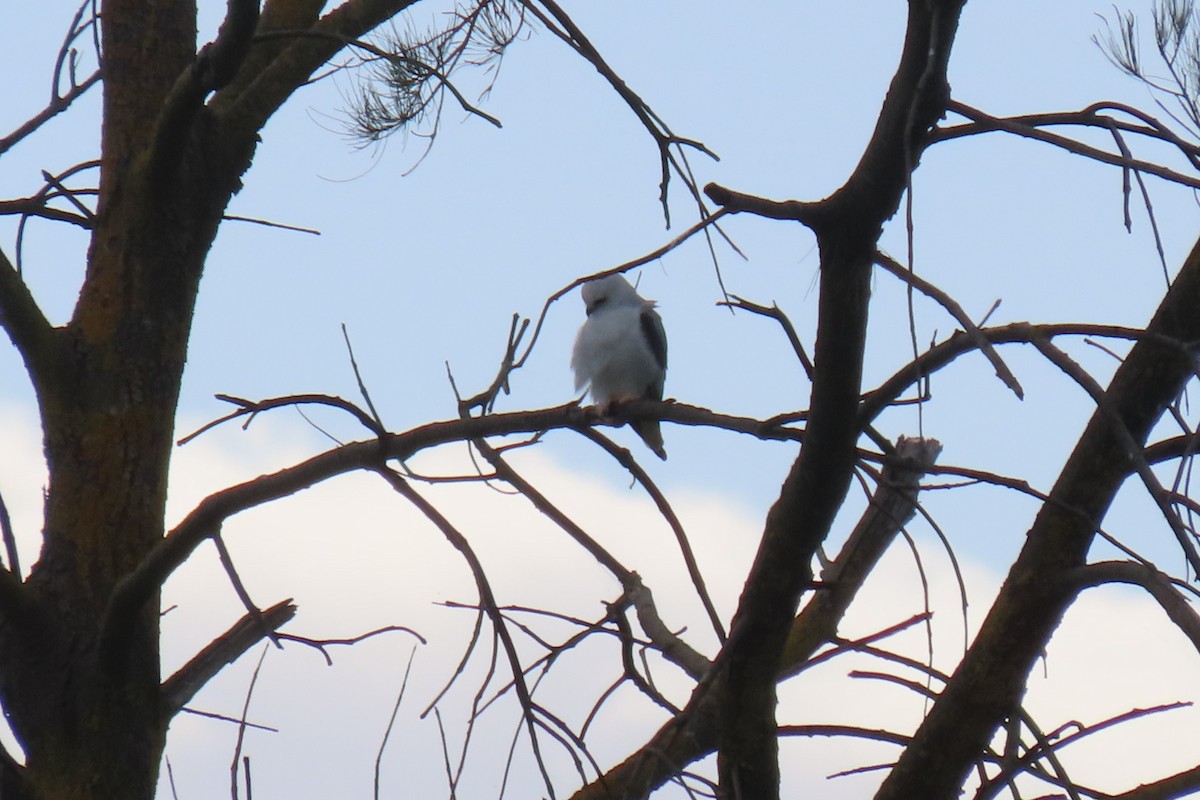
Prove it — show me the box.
[3,1,1200,798]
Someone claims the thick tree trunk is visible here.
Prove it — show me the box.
[876,233,1200,798]
[711,2,965,796]
[0,0,420,795]
[0,2,246,797]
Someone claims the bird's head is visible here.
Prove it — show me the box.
[580,273,645,316]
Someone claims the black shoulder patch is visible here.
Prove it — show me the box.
[640,308,667,370]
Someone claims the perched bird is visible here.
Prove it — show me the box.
[571,273,668,460]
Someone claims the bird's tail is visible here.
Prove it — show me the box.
[632,420,667,460]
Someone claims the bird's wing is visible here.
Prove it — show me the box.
[639,305,667,400]
[570,322,593,392]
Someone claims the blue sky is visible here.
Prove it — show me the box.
[3,1,1200,797]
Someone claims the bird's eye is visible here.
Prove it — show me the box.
[586,297,608,316]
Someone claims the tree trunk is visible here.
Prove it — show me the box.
[0,1,255,796]
[0,0,420,794]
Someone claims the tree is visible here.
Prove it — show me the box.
[3,1,1200,799]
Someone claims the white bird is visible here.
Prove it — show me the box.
[571,273,668,460]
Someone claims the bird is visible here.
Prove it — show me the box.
[571,273,668,460]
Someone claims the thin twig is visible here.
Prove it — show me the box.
[39,169,95,221]
[612,600,681,715]
[374,645,419,800]
[372,465,558,798]
[575,427,727,645]
[875,250,1023,399]
[278,624,426,667]
[510,209,732,379]
[222,214,320,235]
[936,100,1200,190]
[717,294,814,379]
[1030,334,1200,576]
[0,65,100,156]
[1070,560,1200,656]
[230,644,270,800]
[861,322,1161,423]
[177,392,383,444]
[341,323,386,432]
[256,29,502,127]
[211,533,282,648]
[420,606,485,719]
[178,707,278,733]
[517,0,717,224]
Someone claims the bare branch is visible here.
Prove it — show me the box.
[1099,113,1172,283]
[520,0,718,224]
[1070,560,1200,656]
[779,436,942,679]
[874,250,1024,399]
[878,231,1200,800]
[374,645,418,800]
[623,575,711,682]
[934,101,1200,191]
[976,702,1193,800]
[39,169,96,222]
[574,427,727,645]
[832,638,1087,797]
[0,197,93,229]
[777,723,911,748]
[161,599,297,717]
[177,393,384,445]
[211,533,283,649]
[468,435,633,581]
[1029,332,1200,576]
[717,295,814,379]
[0,1,101,156]
[221,214,320,235]
[278,625,426,667]
[459,314,528,414]
[5,160,102,276]
[371,464,557,798]
[1107,764,1200,800]
[178,707,278,733]
[861,322,1159,424]
[231,645,269,800]
[1146,431,1200,464]
[466,418,714,675]
[806,613,933,672]
[421,604,486,720]
[612,605,681,715]
[703,181,824,227]
[508,208,731,385]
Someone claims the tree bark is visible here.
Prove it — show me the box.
[0,1,418,797]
